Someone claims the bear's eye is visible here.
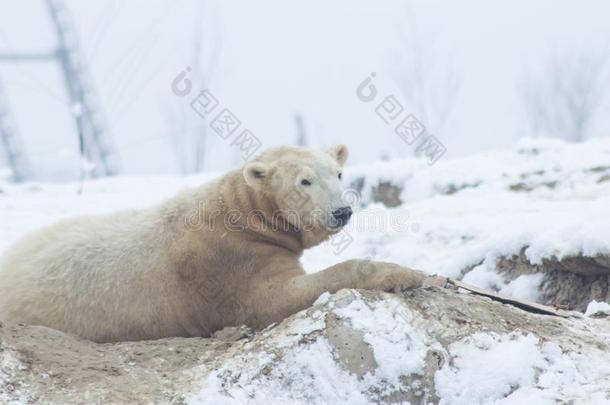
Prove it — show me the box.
[301,179,312,186]
[338,172,342,180]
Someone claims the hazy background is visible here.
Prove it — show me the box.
[0,0,609,181]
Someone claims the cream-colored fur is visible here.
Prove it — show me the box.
[0,145,433,343]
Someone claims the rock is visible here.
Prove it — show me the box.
[488,250,610,311]
[438,181,482,195]
[2,287,609,404]
[597,174,610,183]
[371,182,403,207]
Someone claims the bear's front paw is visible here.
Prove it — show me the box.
[368,263,427,293]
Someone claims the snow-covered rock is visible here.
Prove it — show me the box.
[1,287,609,404]
[346,137,610,207]
[585,300,610,318]
[473,250,610,311]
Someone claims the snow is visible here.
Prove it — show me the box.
[435,333,545,404]
[313,291,332,306]
[0,350,29,404]
[190,339,371,405]
[435,332,610,405]
[460,267,544,302]
[585,301,610,318]
[499,274,545,302]
[1,137,610,403]
[2,137,609,303]
[461,262,506,291]
[187,296,368,405]
[186,290,610,404]
[189,292,433,404]
[332,293,431,387]
[303,137,610,302]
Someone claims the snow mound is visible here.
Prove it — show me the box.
[346,137,610,205]
[303,137,610,309]
[2,288,609,404]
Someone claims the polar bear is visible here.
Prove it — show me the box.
[0,145,440,343]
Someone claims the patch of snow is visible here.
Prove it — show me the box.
[462,262,506,291]
[435,332,610,405]
[276,316,326,348]
[333,292,431,386]
[189,292,436,404]
[313,291,332,306]
[187,301,369,405]
[188,339,370,405]
[585,301,610,318]
[188,293,610,404]
[0,350,30,404]
[436,333,544,404]
[499,274,544,302]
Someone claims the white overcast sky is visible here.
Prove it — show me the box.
[0,0,609,180]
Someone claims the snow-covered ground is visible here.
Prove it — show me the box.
[305,137,610,298]
[1,137,610,404]
[2,137,610,301]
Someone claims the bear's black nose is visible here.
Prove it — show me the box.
[332,206,353,226]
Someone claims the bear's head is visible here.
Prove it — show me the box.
[243,145,352,235]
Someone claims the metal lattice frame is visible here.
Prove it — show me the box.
[0,77,30,182]
[46,0,120,176]
[0,0,121,180]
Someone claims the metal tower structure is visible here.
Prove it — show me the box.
[46,0,120,177]
[0,0,121,180]
[0,77,30,182]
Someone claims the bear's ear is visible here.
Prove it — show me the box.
[243,162,268,189]
[326,144,349,167]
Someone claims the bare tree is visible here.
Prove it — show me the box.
[166,0,221,174]
[392,10,462,153]
[521,51,609,141]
